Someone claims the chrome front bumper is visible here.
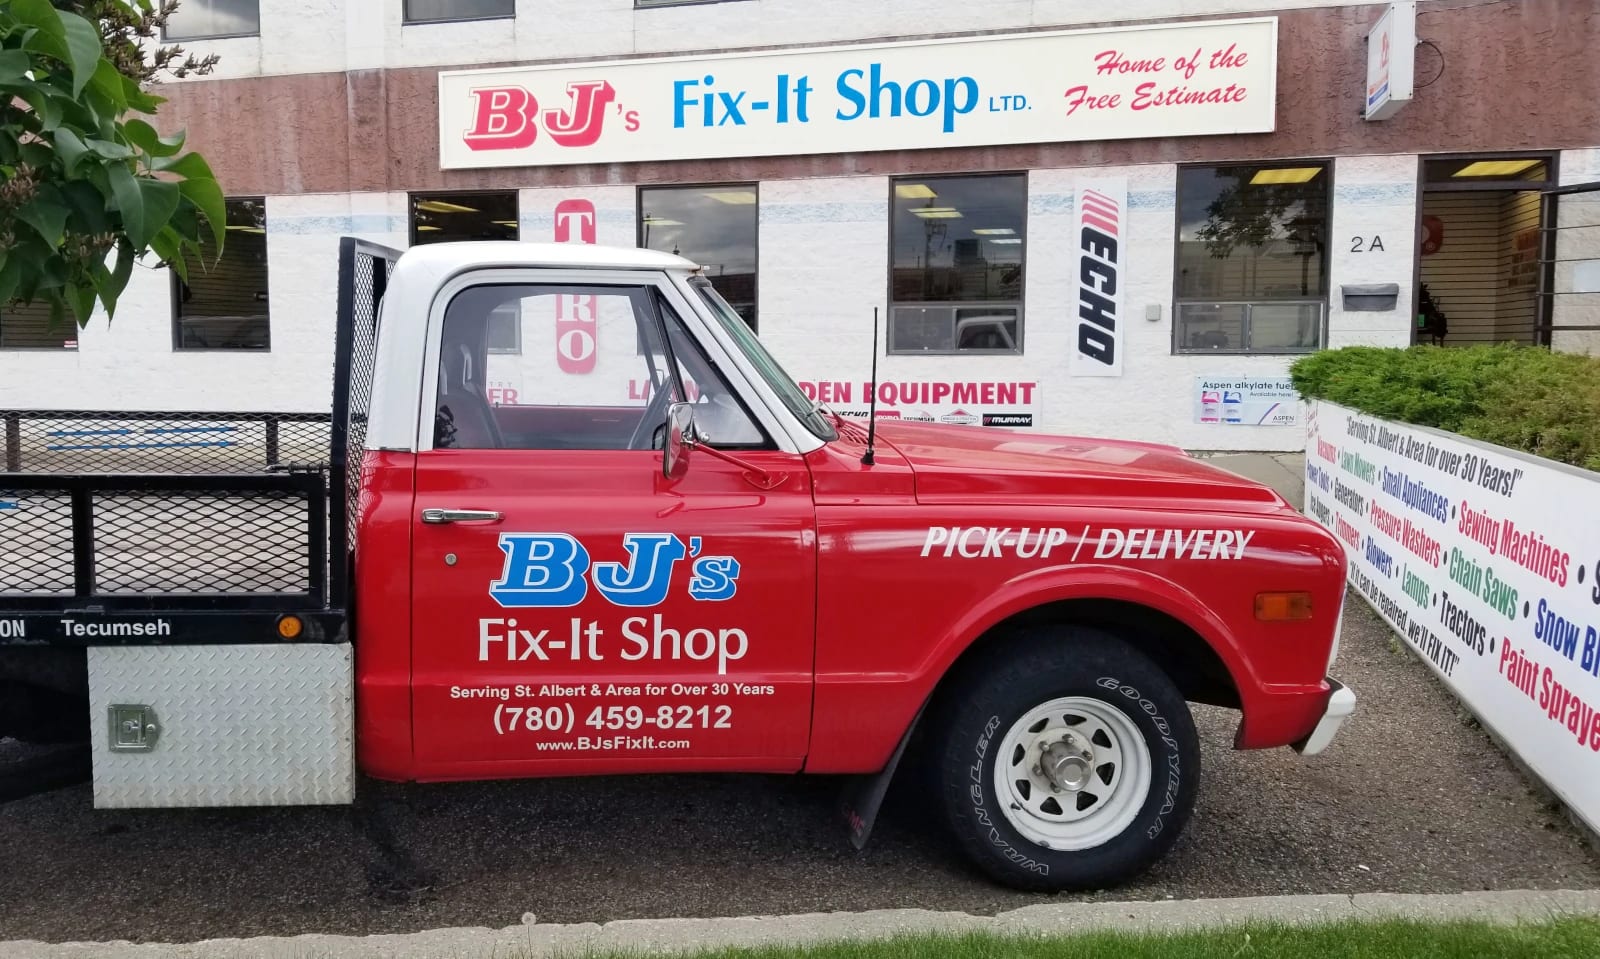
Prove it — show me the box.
[1293,679,1356,756]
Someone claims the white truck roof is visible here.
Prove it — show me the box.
[394,241,700,275]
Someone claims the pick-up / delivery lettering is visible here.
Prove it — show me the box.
[920,526,1256,560]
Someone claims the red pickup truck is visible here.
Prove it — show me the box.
[0,238,1354,891]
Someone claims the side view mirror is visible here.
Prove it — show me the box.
[663,402,697,480]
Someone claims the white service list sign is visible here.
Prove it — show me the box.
[437,18,1278,169]
[1303,401,1600,834]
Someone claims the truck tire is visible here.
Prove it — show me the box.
[934,627,1199,891]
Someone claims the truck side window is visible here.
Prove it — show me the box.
[434,283,682,451]
[655,297,767,449]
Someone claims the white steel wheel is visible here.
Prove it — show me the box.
[992,696,1153,851]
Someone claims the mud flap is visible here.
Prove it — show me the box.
[837,703,925,849]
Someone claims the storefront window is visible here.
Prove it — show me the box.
[173,198,270,351]
[411,191,520,352]
[1174,162,1330,354]
[163,0,260,40]
[404,0,515,23]
[0,305,76,350]
[638,185,758,331]
[890,174,1025,354]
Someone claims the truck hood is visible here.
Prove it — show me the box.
[869,420,1286,510]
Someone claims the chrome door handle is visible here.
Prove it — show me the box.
[421,508,503,524]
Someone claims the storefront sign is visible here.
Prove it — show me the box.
[1072,179,1127,377]
[796,378,1040,428]
[438,18,1278,169]
[1193,376,1299,426]
[1304,401,1600,835]
[1364,2,1416,121]
[554,198,599,375]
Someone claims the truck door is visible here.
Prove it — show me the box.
[409,272,817,776]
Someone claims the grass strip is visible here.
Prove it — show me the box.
[572,916,1600,959]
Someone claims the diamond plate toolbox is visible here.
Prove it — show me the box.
[87,644,355,808]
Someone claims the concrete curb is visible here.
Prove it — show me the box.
[4,889,1599,958]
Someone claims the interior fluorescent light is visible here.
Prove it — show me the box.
[491,220,518,227]
[896,184,938,199]
[1250,167,1323,185]
[912,209,963,219]
[225,224,264,232]
[416,224,442,232]
[703,190,757,205]
[642,217,683,226]
[972,228,1015,236]
[988,237,1023,245]
[415,199,480,214]
[1452,159,1542,178]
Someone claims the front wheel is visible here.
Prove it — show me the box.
[934,628,1199,891]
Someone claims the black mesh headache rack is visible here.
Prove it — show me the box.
[0,238,400,647]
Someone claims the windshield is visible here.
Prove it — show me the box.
[689,276,837,442]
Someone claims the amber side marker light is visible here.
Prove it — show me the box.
[1256,592,1314,621]
[276,615,304,640]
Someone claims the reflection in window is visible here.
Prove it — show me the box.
[163,0,260,40]
[412,191,520,352]
[0,304,76,350]
[173,198,270,351]
[890,175,1024,354]
[1175,163,1330,353]
[405,0,515,23]
[638,185,758,331]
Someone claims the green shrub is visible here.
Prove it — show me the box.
[1291,345,1600,472]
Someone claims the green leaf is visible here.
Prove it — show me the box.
[17,193,69,246]
[64,278,98,326]
[61,179,111,234]
[152,150,214,181]
[11,83,62,131]
[108,162,148,247]
[89,59,127,111]
[136,177,182,242]
[11,1,66,41]
[124,119,186,157]
[58,12,101,99]
[178,177,227,252]
[53,127,91,174]
[149,226,187,281]
[85,137,135,160]
[101,240,135,319]
[0,257,22,306]
[0,49,31,82]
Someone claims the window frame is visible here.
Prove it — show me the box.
[402,0,517,25]
[887,171,1028,357]
[171,195,272,353]
[160,0,262,41]
[1171,158,1334,356]
[636,182,760,333]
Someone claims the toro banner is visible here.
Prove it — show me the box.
[1304,401,1600,833]
[796,378,1040,428]
[438,18,1277,169]
[1072,179,1127,377]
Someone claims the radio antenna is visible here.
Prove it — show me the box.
[862,306,880,466]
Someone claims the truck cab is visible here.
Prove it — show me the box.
[0,238,1354,892]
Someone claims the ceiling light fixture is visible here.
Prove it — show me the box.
[415,199,480,214]
[703,190,758,204]
[972,228,1016,236]
[1249,167,1323,185]
[1452,159,1542,177]
[896,184,938,199]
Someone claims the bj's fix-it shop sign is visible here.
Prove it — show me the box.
[436,17,1278,170]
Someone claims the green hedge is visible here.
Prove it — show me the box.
[1289,345,1600,472]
